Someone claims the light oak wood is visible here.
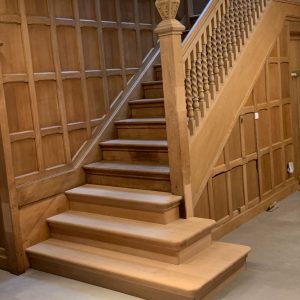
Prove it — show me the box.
[27,239,250,300]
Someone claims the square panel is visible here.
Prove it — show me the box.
[257,109,270,149]
[103,28,121,69]
[11,139,38,176]
[140,29,154,59]
[121,0,135,22]
[281,63,290,98]
[243,113,257,156]
[0,0,19,14]
[36,81,61,128]
[227,120,242,162]
[69,128,88,158]
[273,148,283,186]
[81,27,101,70]
[138,0,152,24]
[279,26,289,57]
[57,26,80,71]
[254,65,267,104]
[282,103,292,140]
[86,77,106,120]
[100,0,117,21]
[78,0,96,20]
[246,160,260,202]
[25,0,48,16]
[260,153,272,194]
[4,82,33,133]
[212,173,229,221]
[107,75,123,106]
[123,29,139,68]
[54,0,74,18]
[29,25,54,72]
[284,143,294,180]
[270,105,282,144]
[63,79,85,123]
[42,134,66,169]
[230,166,245,211]
[268,63,280,101]
[194,184,210,218]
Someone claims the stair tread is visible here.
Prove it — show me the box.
[27,238,250,296]
[84,161,170,176]
[129,98,164,105]
[115,118,166,125]
[66,184,181,211]
[100,139,168,149]
[48,211,215,248]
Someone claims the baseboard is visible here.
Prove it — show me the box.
[213,179,298,240]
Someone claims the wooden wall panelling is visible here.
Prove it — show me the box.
[195,24,297,235]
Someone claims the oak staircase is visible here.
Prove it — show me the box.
[26,60,250,299]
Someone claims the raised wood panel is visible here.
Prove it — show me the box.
[0,0,157,184]
[194,26,296,228]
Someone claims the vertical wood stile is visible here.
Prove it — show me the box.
[95,0,110,115]
[73,0,92,138]
[19,0,44,171]
[48,0,72,163]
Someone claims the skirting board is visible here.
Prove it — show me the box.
[213,179,298,240]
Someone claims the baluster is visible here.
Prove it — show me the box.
[185,66,195,127]
[225,14,233,67]
[206,36,216,99]
[255,0,261,18]
[201,46,211,108]
[247,0,253,32]
[220,19,229,74]
[216,24,225,83]
[211,27,220,91]
[238,0,246,45]
[229,4,238,59]
[196,51,206,117]
[251,0,258,24]
[234,3,242,52]
[191,55,200,122]
[243,0,249,38]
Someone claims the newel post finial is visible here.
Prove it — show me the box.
[155,0,185,35]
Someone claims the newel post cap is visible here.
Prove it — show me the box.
[154,0,185,36]
[155,0,180,20]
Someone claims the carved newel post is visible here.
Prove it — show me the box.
[155,0,193,217]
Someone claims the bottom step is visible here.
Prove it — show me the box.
[27,239,250,300]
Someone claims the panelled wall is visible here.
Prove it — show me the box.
[0,196,4,248]
[0,0,157,186]
[195,25,296,230]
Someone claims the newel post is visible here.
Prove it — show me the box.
[155,0,193,217]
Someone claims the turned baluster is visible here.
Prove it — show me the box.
[247,0,253,32]
[196,51,206,117]
[220,19,229,75]
[225,14,233,67]
[216,24,225,83]
[238,0,246,45]
[229,4,238,59]
[255,0,261,18]
[233,3,242,52]
[201,46,211,108]
[211,27,220,91]
[191,56,201,123]
[242,0,249,38]
[185,66,195,125]
[206,36,216,99]
[251,0,258,24]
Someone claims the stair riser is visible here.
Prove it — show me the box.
[69,200,179,224]
[101,149,169,164]
[117,126,167,140]
[27,255,195,300]
[86,174,171,192]
[143,86,164,98]
[154,68,162,81]
[130,105,165,118]
[48,226,212,265]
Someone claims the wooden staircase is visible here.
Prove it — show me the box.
[26,63,250,299]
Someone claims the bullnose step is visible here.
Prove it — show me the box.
[84,161,170,178]
[27,239,250,300]
[47,211,216,263]
[66,184,181,212]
